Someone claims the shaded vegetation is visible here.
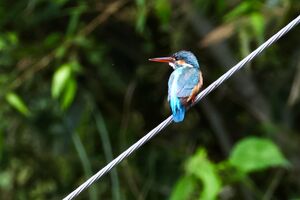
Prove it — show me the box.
[0,0,300,199]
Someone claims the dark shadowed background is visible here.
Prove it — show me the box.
[0,0,300,199]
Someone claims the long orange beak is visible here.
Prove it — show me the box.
[148,56,175,63]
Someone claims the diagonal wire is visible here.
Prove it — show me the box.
[63,14,300,200]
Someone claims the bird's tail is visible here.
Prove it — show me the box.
[170,96,185,122]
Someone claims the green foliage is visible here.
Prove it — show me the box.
[5,92,31,117]
[51,62,78,109]
[170,176,197,200]
[154,0,171,26]
[0,32,18,67]
[171,139,289,199]
[224,1,262,21]
[0,171,13,190]
[171,149,222,200]
[250,12,265,42]
[229,137,289,173]
[0,0,299,199]
[135,0,147,33]
[185,149,222,200]
[61,77,77,109]
[52,64,72,99]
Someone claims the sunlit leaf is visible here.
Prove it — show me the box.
[5,92,31,116]
[250,12,265,42]
[51,64,72,99]
[61,77,77,109]
[186,149,222,200]
[229,137,289,173]
[170,176,196,200]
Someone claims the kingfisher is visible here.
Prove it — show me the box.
[149,50,203,122]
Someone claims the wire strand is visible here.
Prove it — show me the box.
[63,14,300,200]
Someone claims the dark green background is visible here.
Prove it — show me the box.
[0,0,300,199]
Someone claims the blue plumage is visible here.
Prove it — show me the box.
[170,96,185,122]
[149,50,203,123]
[168,67,200,122]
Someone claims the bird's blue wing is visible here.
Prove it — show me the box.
[175,68,200,98]
[168,68,200,122]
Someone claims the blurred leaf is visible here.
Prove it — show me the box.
[250,12,265,42]
[224,1,261,21]
[154,0,171,25]
[61,77,77,109]
[239,28,250,58]
[0,130,2,161]
[193,0,211,12]
[55,45,67,58]
[0,36,5,50]
[66,3,86,36]
[51,64,72,99]
[72,133,98,200]
[7,32,18,45]
[216,0,226,14]
[44,32,62,48]
[17,166,33,186]
[5,92,31,116]
[0,32,18,51]
[229,137,289,173]
[135,0,147,33]
[0,171,13,190]
[185,149,222,200]
[170,176,196,200]
[224,1,252,21]
[30,180,56,199]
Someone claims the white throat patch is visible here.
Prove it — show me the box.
[169,62,176,69]
[169,62,193,69]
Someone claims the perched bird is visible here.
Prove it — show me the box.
[149,50,203,122]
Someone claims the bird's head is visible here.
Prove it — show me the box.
[149,50,199,69]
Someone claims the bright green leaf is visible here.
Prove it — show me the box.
[229,137,289,173]
[250,12,265,43]
[51,64,72,99]
[185,149,221,200]
[5,92,31,116]
[61,77,77,109]
[170,176,196,200]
